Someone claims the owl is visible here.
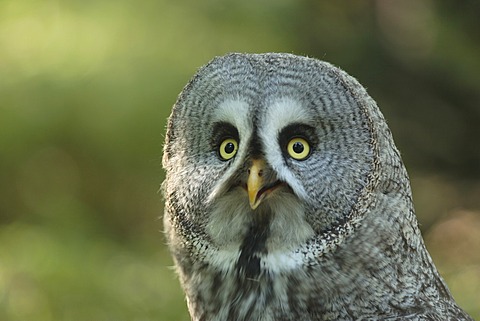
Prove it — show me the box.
[162,53,473,321]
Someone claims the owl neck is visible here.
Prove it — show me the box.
[177,208,461,321]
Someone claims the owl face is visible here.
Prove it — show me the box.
[163,54,376,263]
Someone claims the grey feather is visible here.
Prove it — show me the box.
[162,53,473,321]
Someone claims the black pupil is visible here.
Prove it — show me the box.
[224,142,235,154]
[292,141,304,154]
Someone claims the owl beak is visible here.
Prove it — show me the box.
[247,159,283,210]
[247,159,265,210]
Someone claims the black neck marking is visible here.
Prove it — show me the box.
[236,213,271,279]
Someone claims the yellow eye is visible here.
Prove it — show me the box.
[287,137,310,160]
[219,138,238,160]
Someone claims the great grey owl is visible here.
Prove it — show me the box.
[162,53,473,321]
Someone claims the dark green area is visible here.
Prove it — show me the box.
[1,0,479,320]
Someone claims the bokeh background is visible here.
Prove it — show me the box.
[1,0,479,320]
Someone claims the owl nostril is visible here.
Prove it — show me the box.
[247,168,263,177]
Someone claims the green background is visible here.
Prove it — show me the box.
[1,1,479,320]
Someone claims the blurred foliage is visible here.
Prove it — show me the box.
[0,0,479,320]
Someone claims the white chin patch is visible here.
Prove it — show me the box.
[206,187,252,248]
[206,186,314,253]
[265,189,314,251]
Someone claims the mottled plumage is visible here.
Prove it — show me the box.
[162,53,473,321]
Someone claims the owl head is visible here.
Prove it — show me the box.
[162,53,408,265]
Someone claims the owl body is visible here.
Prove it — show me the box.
[162,53,472,321]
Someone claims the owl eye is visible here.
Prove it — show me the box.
[287,137,310,160]
[218,138,238,160]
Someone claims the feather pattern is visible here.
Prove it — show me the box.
[162,53,473,321]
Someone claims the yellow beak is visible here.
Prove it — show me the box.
[247,159,266,210]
